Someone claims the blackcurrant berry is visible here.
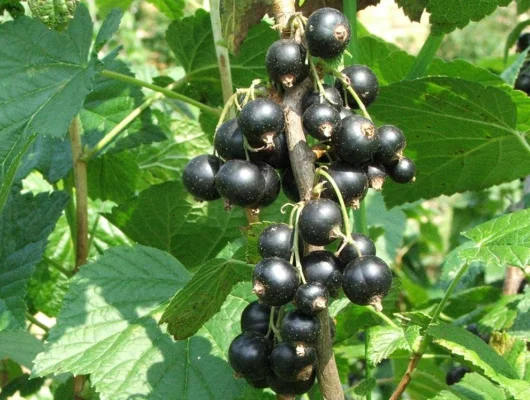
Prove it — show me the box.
[280,309,321,344]
[517,33,530,52]
[253,257,299,306]
[215,160,265,207]
[258,223,296,260]
[306,8,351,59]
[466,324,490,343]
[332,114,379,165]
[337,233,376,267]
[282,168,301,202]
[320,161,368,208]
[294,282,329,315]
[364,163,387,190]
[303,104,342,141]
[515,70,530,95]
[386,157,416,184]
[446,366,470,385]
[267,369,316,396]
[298,199,343,246]
[255,162,280,207]
[240,301,273,335]
[376,125,406,164]
[228,332,272,381]
[266,39,309,88]
[270,342,317,382]
[342,255,392,310]
[249,133,290,169]
[214,118,245,160]
[245,377,269,389]
[335,65,379,109]
[182,154,222,201]
[238,99,285,148]
[301,251,342,297]
[302,84,342,112]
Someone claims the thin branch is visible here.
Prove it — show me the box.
[25,312,50,333]
[101,70,221,117]
[44,256,73,278]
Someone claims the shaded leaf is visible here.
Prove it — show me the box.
[366,326,410,366]
[94,8,123,53]
[504,19,530,64]
[0,332,43,367]
[395,0,428,21]
[501,48,530,86]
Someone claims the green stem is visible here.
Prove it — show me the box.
[365,328,372,400]
[406,32,445,80]
[343,0,359,64]
[63,176,77,249]
[389,263,470,400]
[329,68,371,120]
[316,169,352,239]
[354,200,368,235]
[365,306,399,329]
[293,206,307,284]
[44,256,73,278]
[26,312,50,332]
[87,212,101,254]
[101,70,221,117]
[82,88,169,161]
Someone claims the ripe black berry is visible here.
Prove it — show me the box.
[306,8,351,59]
[182,154,222,201]
[249,133,290,169]
[301,251,342,297]
[270,342,317,382]
[332,114,379,165]
[253,257,299,306]
[267,370,316,396]
[302,84,342,112]
[386,157,416,184]
[303,104,342,141]
[280,309,321,344]
[294,282,329,315]
[517,33,530,52]
[446,366,470,385]
[238,99,285,148]
[245,377,269,389]
[258,223,294,260]
[364,163,387,190]
[320,162,368,208]
[215,160,264,207]
[339,107,353,119]
[266,39,309,88]
[335,65,379,109]
[240,301,273,335]
[282,168,301,202]
[214,118,245,160]
[376,125,406,164]
[515,70,530,95]
[228,332,272,381]
[342,255,392,310]
[255,162,280,207]
[338,233,376,267]
[298,199,343,246]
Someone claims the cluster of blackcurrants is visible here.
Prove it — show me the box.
[181,7,416,396]
[515,33,530,94]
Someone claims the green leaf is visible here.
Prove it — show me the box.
[510,293,530,340]
[147,0,185,19]
[0,191,68,330]
[105,180,247,269]
[94,8,123,53]
[440,243,484,292]
[0,332,43,367]
[432,373,506,400]
[334,305,377,344]
[0,4,95,212]
[459,209,530,270]
[161,250,253,340]
[95,0,133,17]
[87,152,139,203]
[28,0,78,30]
[517,0,530,14]
[501,48,530,86]
[353,378,377,396]
[366,326,410,366]
[395,0,428,22]
[32,246,259,400]
[427,323,530,399]
[504,19,530,64]
[427,0,511,36]
[166,9,275,107]
[479,295,520,332]
[370,77,530,207]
